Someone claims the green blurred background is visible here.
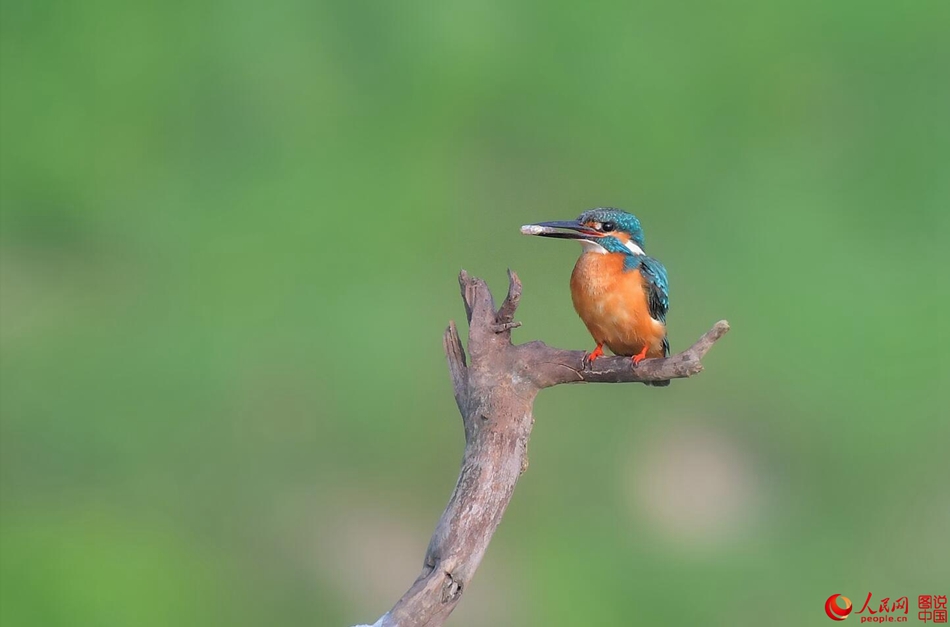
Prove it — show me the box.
[2,1,948,625]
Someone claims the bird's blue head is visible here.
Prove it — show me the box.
[521,207,646,255]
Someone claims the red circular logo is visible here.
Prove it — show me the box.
[825,594,853,621]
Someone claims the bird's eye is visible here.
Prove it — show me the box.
[601,221,615,232]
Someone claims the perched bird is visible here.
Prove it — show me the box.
[521,208,670,386]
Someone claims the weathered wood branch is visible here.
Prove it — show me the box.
[360,270,729,627]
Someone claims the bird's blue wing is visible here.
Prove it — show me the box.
[624,255,669,322]
[625,254,670,355]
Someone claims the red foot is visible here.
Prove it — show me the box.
[583,343,604,367]
[631,344,650,365]
[588,344,605,361]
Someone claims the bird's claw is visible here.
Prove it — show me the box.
[631,345,650,366]
[583,344,605,369]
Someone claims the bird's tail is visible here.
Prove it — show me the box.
[646,379,670,387]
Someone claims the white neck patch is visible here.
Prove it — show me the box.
[625,240,645,256]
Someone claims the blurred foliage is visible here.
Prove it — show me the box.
[1,1,949,625]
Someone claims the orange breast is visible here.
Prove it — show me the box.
[570,252,666,357]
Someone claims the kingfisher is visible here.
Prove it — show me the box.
[521,208,670,386]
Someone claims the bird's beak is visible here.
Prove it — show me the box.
[520,220,602,240]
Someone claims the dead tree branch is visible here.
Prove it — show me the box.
[361,270,729,627]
